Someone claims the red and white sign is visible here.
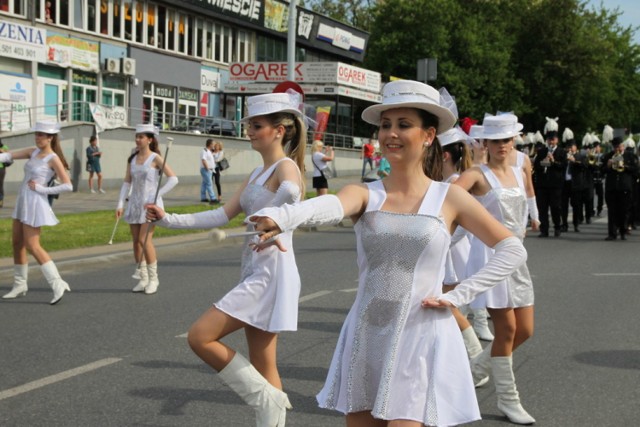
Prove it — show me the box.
[229,62,381,93]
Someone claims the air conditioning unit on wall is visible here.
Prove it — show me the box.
[104,58,121,74]
[121,58,136,76]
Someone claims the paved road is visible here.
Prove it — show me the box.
[1,214,639,426]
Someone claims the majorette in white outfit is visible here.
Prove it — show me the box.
[251,80,528,426]
[0,121,73,305]
[452,113,537,425]
[116,123,178,295]
[146,89,309,426]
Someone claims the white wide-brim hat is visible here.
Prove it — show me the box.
[135,123,159,136]
[361,80,457,134]
[32,121,61,134]
[438,127,475,147]
[241,92,303,122]
[480,114,524,140]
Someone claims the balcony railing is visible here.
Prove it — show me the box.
[0,101,362,149]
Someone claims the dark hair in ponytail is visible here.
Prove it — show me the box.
[50,134,69,169]
[443,141,472,173]
[127,134,159,164]
[417,109,443,181]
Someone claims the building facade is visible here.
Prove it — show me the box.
[0,0,381,141]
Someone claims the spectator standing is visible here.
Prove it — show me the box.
[0,138,9,208]
[212,141,224,201]
[200,139,218,204]
[361,137,375,180]
[311,140,334,196]
[86,135,105,193]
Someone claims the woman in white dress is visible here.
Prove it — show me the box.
[454,113,536,425]
[250,80,527,427]
[0,121,73,305]
[115,124,178,295]
[145,91,307,426]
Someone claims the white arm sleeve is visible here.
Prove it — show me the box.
[0,152,13,162]
[527,197,539,222]
[158,176,179,197]
[439,236,527,307]
[158,206,229,229]
[117,182,131,209]
[34,182,73,195]
[270,181,301,207]
[250,194,344,232]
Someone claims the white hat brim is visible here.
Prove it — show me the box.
[361,102,457,134]
[481,123,524,140]
[241,108,302,123]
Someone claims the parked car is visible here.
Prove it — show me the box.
[207,118,237,137]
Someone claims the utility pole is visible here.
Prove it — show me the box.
[287,0,297,81]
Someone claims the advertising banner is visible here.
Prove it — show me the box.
[313,106,331,141]
[0,77,33,132]
[47,34,99,72]
[90,103,127,133]
[0,19,47,62]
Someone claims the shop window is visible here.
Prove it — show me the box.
[196,19,204,58]
[178,13,186,53]
[147,3,157,46]
[99,0,108,34]
[157,5,166,49]
[124,1,133,41]
[135,1,144,43]
[167,9,175,51]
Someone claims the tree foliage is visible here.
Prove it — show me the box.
[310,0,640,135]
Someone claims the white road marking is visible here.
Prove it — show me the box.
[339,287,358,293]
[298,290,333,303]
[0,357,122,401]
[593,273,640,276]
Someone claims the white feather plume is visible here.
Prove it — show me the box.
[534,131,545,144]
[602,125,613,143]
[590,132,600,143]
[581,133,592,147]
[624,136,635,149]
[562,127,574,142]
[514,134,524,146]
[544,116,559,134]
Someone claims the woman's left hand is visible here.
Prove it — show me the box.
[421,297,454,309]
[27,180,38,191]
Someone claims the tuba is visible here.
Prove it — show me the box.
[588,152,596,165]
[612,153,625,172]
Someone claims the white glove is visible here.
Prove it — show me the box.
[527,197,539,223]
[159,206,229,229]
[269,180,301,207]
[438,236,527,307]
[158,176,179,197]
[249,194,344,232]
[0,152,12,163]
[117,182,131,209]
[34,182,72,195]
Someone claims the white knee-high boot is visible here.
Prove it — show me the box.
[470,343,492,387]
[41,261,70,305]
[491,356,536,425]
[2,264,29,299]
[132,261,148,292]
[473,308,495,341]
[144,262,158,295]
[461,326,483,360]
[218,353,292,427]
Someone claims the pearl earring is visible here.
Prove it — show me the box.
[423,141,431,147]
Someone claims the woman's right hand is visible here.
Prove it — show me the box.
[144,204,166,222]
[115,208,123,219]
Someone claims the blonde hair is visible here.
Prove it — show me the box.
[264,112,307,195]
[311,140,324,153]
[214,141,223,150]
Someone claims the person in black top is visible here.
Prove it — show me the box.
[533,131,568,237]
[591,141,605,216]
[602,137,639,240]
[565,140,588,231]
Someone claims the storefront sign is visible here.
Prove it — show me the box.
[229,62,381,93]
[185,0,263,22]
[317,23,365,54]
[46,34,99,72]
[201,69,221,92]
[0,20,47,62]
[90,103,128,133]
[178,88,199,102]
[0,77,33,132]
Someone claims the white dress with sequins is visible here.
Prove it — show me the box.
[317,180,480,426]
[215,158,302,332]
[467,165,534,309]
[12,149,59,227]
[124,153,165,224]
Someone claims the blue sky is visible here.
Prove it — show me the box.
[587,0,640,44]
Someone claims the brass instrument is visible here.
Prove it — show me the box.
[612,153,625,172]
[588,153,596,165]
